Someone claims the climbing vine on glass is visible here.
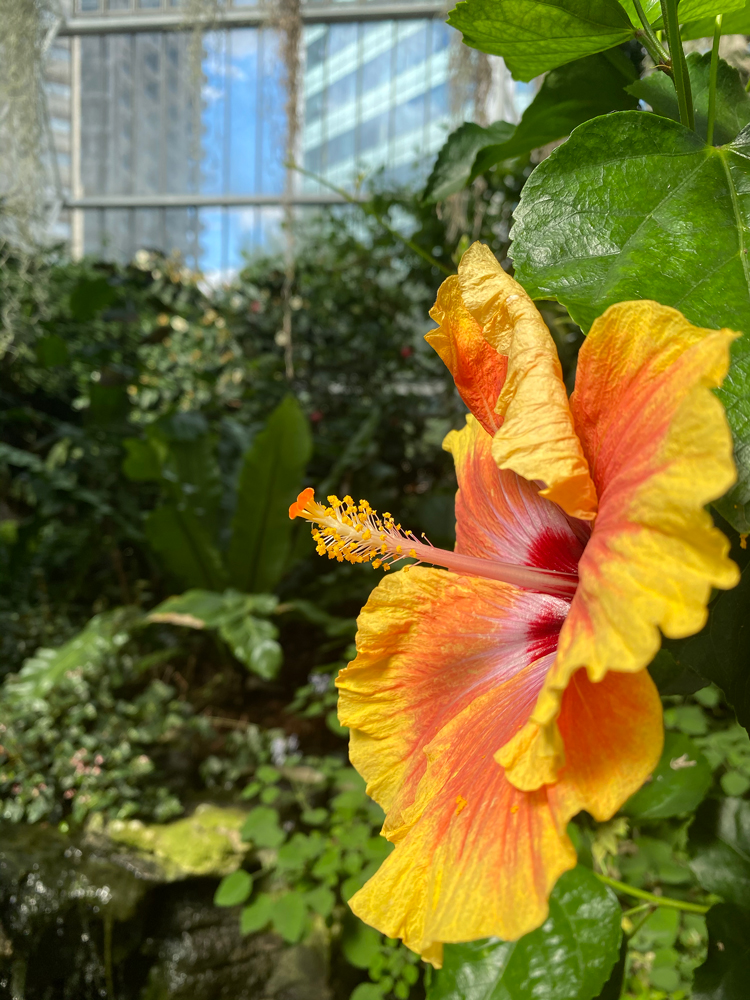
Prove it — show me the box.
[293,2,750,998]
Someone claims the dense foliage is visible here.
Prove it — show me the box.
[3,3,750,992]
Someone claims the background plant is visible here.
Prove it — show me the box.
[2,2,750,994]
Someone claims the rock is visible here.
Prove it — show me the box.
[98,803,249,881]
[137,883,331,1000]
[0,809,332,999]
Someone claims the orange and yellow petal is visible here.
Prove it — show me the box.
[350,666,663,965]
[427,275,507,436]
[348,676,578,968]
[337,566,567,833]
[336,564,579,962]
[453,243,598,522]
[549,667,663,822]
[502,300,739,791]
[444,413,588,572]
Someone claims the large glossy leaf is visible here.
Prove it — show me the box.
[227,395,312,594]
[665,526,750,730]
[617,0,661,25]
[678,0,746,18]
[689,797,750,908]
[594,938,627,1000]
[648,648,706,696]
[426,866,621,1000]
[446,0,634,82]
[424,51,637,201]
[145,504,228,591]
[680,0,750,41]
[423,121,516,203]
[4,608,140,703]
[156,415,222,536]
[620,0,745,27]
[511,112,750,531]
[147,589,282,678]
[693,903,750,1000]
[124,417,222,535]
[628,54,750,145]
[472,50,637,177]
[623,731,713,821]
[148,589,241,629]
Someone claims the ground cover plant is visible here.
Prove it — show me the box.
[1,3,750,997]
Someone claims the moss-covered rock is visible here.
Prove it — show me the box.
[0,812,332,999]
[100,803,248,880]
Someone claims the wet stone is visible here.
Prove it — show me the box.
[0,813,331,1000]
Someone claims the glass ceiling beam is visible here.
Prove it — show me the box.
[64,192,362,208]
[58,3,446,36]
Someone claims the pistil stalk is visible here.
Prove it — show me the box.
[289,489,578,598]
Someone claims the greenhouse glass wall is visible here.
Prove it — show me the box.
[44,0,521,272]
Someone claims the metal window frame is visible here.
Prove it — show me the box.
[58,4,446,36]
[60,1,448,257]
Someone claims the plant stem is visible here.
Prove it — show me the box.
[287,161,454,276]
[707,14,723,145]
[596,874,710,914]
[633,0,670,66]
[660,0,696,130]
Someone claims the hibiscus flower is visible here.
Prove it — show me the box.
[290,242,739,966]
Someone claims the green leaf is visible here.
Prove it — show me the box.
[617,0,661,25]
[511,112,750,531]
[690,797,750,907]
[424,51,637,201]
[68,275,117,320]
[722,771,750,795]
[628,54,750,145]
[145,505,228,591]
[342,917,383,970]
[620,0,744,26]
[693,903,750,1000]
[3,607,141,700]
[680,0,746,23]
[218,615,282,680]
[426,866,622,1000]
[156,418,222,536]
[631,907,680,950]
[350,985,386,1000]
[618,834,695,887]
[272,891,308,943]
[4,607,139,702]
[648,648,706,696]
[306,885,336,917]
[623,731,713,820]
[447,0,634,82]
[147,589,282,678]
[665,533,750,731]
[593,938,627,1000]
[122,438,162,482]
[241,806,286,849]
[227,395,312,594]
[682,0,750,37]
[36,333,69,367]
[214,869,253,907]
[240,892,273,934]
[423,121,516,203]
[147,589,240,628]
[471,49,637,179]
[302,807,328,826]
